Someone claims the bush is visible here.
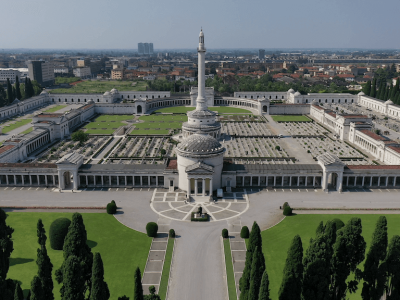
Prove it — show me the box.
[49,218,71,250]
[146,222,158,237]
[283,202,289,210]
[283,205,293,216]
[107,201,117,214]
[222,229,229,239]
[169,229,175,238]
[240,226,249,239]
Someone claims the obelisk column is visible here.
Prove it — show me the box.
[196,29,207,109]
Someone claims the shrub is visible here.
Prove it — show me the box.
[240,226,249,239]
[283,205,293,216]
[283,202,289,210]
[146,222,158,237]
[222,229,229,239]
[49,218,71,250]
[169,229,175,238]
[107,201,117,214]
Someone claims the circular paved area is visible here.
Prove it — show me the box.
[150,189,249,221]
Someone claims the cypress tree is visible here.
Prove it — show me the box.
[248,246,266,300]
[258,270,271,300]
[316,221,324,235]
[25,77,29,99]
[35,219,54,300]
[395,92,400,105]
[56,213,93,299]
[330,217,366,300]
[6,78,12,104]
[27,79,34,98]
[361,216,388,300]
[278,235,303,300]
[90,253,110,300]
[133,267,143,300]
[14,283,23,300]
[0,208,14,280]
[239,222,262,300]
[15,76,21,100]
[384,87,389,101]
[370,78,377,98]
[61,256,85,300]
[302,233,331,300]
[383,235,400,299]
[363,80,371,96]
[31,276,44,300]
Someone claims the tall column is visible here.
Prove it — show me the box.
[125,176,127,187]
[117,176,119,186]
[289,176,292,186]
[273,176,276,186]
[101,176,104,186]
[354,176,357,186]
[187,178,191,195]
[210,178,213,194]
[297,176,300,187]
[45,175,48,186]
[195,179,198,196]
[362,176,365,186]
[73,171,79,190]
[202,178,205,196]
[22,175,25,186]
[313,176,316,186]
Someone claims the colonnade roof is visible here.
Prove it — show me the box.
[79,164,166,173]
[222,163,323,173]
[0,163,57,169]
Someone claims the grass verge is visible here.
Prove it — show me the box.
[223,239,237,300]
[271,115,311,122]
[2,119,32,133]
[158,238,175,300]
[44,105,68,113]
[21,127,33,135]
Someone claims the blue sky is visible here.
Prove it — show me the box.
[1,0,399,49]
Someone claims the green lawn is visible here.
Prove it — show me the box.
[262,214,400,300]
[154,106,253,114]
[159,238,174,300]
[21,127,33,135]
[44,105,68,113]
[49,80,147,94]
[271,115,311,122]
[7,212,151,299]
[84,115,135,135]
[2,118,32,134]
[223,239,237,300]
[129,115,186,135]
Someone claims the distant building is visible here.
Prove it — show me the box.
[54,67,69,74]
[73,67,91,79]
[138,43,145,55]
[258,49,265,60]
[149,43,154,54]
[111,68,124,80]
[0,68,28,83]
[27,61,54,86]
[138,43,154,55]
[77,58,91,67]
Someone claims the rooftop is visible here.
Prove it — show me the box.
[359,129,388,141]
[0,145,15,155]
[0,162,57,169]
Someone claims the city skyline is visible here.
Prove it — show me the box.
[1,0,399,50]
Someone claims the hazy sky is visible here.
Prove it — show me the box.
[1,0,399,49]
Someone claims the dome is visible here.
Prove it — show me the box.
[311,99,318,105]
[176,134,224,155]
[40,90,48,95]
[358,91,365,96]
[288,88,295,93]
[111,88,118,94]
[103,91,111,96]
[187,109,216,118]
[386,99,394,105]
[294,91,301,96]
[88,99,94,104]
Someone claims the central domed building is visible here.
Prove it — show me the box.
[176,29,225,197]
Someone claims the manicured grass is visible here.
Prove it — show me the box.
[130,129,170,135]
[154,106,253,114]
[49,80,147,94]
[21,127,33,135]
[96,115,135,122]
[159,238,175,300]
[223,239,237,300]
[262,214,400,300]
[44,105,68,113]
[271,115,311,122]
[2,118,32,133]
[83,115,135,134]
[128,114,186,135]
[6,212,151,299]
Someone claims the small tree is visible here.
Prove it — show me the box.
[146,222,158,238]
[71,130,89,145]
[259,270,271,300]
[144,286,161,300]
[160,149,166,156]
[90,253,110,300]
[169,229,175,238]
[283,205,292,216]
[240,226,249,239]
[134,267,143,300]
[106,202,117,214]
[49,218,71,250]
[222,229,229,239]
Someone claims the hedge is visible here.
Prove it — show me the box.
[107,201,117,214]
[169,229,175,238]
[222,229,229,239]
[146,222,158,237]
[49,218,71,250]
[240,226,249,239]
[283,205,293,216]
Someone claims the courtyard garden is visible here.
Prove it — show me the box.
[153,106,253,114]
[130,115,187,135]
[43,105,68,113]
[271,115,312,122]
[261,214,400,300]
[84,115,135,135]
[49,80,147,94]
[6,212,151,299]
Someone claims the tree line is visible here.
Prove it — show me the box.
[363,77,400,104]
[0,76,42,108]
[240,216,400,300]
[0,209,156,300]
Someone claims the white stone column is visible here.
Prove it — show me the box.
[273,176,276,186]
[45,175,48,186]
[187,178,191,195]
[195,179,198,196]
[354,176,357,186]
[210,178,213,194]
[337,173,343,192]
[313,176,316,186]
[362,176,365,186]
[202,178,205,196]
[289,176,292,186]
[73,171,79,190]
[22,175,25,186]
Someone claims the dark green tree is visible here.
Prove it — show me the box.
[363,81,371,96]
[302,233,331,300]
[361,216,388,300]
[144,286,161,300]
[330,217,366,300]
[248,246,266,300]
[56,213,93,299]
[239,221,262,300]
[24,77,29,99]
[13,283,23,300]
[371,78,377,98]
[31,276,43,300]
[61,256,85,300]
[90,253,110,300]
[6,78,13,104]
[118,296,129,300]
[258,270,271,300]
[15,76,22,100]
[71,130,89,146]
[278,235,303,300]
[35,219,54,300]
[0,208,14,298]
[383,235,400,299]
[316,221,324,235]
[133,267,143,300]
